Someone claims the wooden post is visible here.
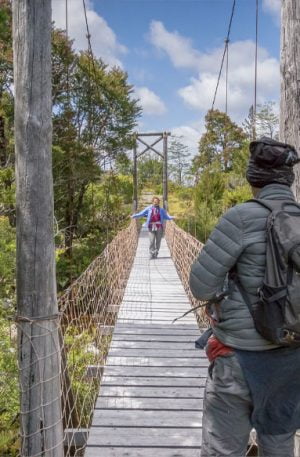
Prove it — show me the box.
[163,132,168,209]
[280,0,300,200]
[133,143,138,211]
[13,1,64,455]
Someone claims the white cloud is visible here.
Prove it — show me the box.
[149,21,279,125]
[178,40,280,124]
[52,0,127,67]
[262,0,281,24]
[135,87,167,115]
[149,20,202,71]
[171,121,205,157]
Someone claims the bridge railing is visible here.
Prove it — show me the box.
[57,219,140,455]
[165,221,207,326]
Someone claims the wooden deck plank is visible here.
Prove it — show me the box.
[105,356,208,367]
[99,386,204,398]
[109,349,203,358]
[85,230,205,454]
[110,341,198,350]
[85,447,201,457]
[91,409,203,427]
[102,366,207,377]
[111,334,199,342]
[95,396,204,411]
[101,376,206,387]
[113,327,200,334]
[87,427,202,447]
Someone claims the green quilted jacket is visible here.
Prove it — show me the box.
[189,183,296,350]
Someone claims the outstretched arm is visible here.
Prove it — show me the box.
[161,208,175,220]
[131,207,149,219]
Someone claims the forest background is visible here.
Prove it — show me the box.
[0,2,279,454]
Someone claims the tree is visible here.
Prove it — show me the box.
[242,105,255,141]
[51,30,141,269]
[256,101,279,139]
[137,155,163,188]
[280,0,300,201]
[13,1,63,454]
[0,1,15,225]
[194,109,246,174]
[168,136,191,185]
[243,102,279,140]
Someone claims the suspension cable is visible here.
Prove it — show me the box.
[211,0,236,111]
[253,0,259,140]
[225,39,229,114]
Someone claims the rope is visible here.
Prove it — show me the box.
[211,0,236,111]
[65,0,70,100]
[253,0,259,140]
[165,221,208,326]
[15,314,60,323]
[15,221,140,457]
[225,39,229,114]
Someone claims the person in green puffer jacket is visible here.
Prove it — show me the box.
[190,137,300,457]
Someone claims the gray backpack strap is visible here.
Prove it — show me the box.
[247,198,284,212]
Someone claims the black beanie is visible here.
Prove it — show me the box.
[246,137,300,188]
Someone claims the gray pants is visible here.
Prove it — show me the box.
[201,354,295,457]
[149,227,163,256]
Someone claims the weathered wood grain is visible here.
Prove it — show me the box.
[91,409,203,427]
[280,0,300,200]
[87,426,202,447]
[85,233,205,453]
[85,448,201,457]
[100,386,204,398]
[13,1,63,455]
[101,376,206,387]
[102,366,207,378]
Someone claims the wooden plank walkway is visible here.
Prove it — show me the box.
[85,228,207,457]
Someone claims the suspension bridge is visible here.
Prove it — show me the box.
[10,0,300,455]
[58,211,207,456]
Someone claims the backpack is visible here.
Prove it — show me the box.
[235,198,300,346]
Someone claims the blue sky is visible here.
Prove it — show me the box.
[52,0,281,154]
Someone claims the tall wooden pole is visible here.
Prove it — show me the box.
[280,0,300,200]
[133,143,138,211]
[13,1,64,455]
[163,132,168,210]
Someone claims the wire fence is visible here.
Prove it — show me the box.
[165,221,207,326]
[14,220,209,456]
[16,219,140,457]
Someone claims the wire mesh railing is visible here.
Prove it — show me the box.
[58,219,140,456]
[165,221,207,326]
[15,220,139,457]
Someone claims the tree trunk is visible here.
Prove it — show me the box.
[13,1,64,455]
[280,0,300,200]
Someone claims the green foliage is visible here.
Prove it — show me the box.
[222,183,252,208]
[64,327,104,427]
[0,0,13,92]
[194,163,225,210]
[0,308,19,457]
[194,109,246,173]
[0,217,15,299]
[137,156,163,188]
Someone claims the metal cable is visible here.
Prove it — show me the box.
[253,0,259,140]
[211,0,236,111]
